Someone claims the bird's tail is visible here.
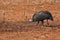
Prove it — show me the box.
[50,16,54,21]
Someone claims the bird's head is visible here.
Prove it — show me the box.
[28,19,33,23]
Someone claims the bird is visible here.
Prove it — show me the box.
[29,10,53,27]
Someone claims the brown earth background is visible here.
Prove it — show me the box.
[0,0,60,22]
[0,0,60,40]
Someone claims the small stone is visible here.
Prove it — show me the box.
[41,35,46,38]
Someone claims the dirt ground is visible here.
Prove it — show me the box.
[0,0,60,40]
[0,21,60,40]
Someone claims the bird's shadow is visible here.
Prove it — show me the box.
[44,24,60,28]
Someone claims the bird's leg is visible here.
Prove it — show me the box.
[41,20,44,28]
[36,21,39,26]
[47,19,49,26]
